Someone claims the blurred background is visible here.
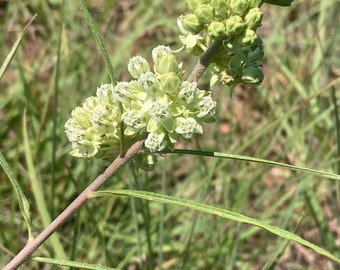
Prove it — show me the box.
[1,0,340,269]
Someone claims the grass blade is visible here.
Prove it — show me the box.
[93,189,340,264]
[0,152,33,240]
[161,149,340,181]
[0,15,37,81]
[75,0,116,84]
[22,111,67,260]
[304,183,339,257]
[33,257,119,270]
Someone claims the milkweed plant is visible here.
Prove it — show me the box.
[65,47,216,159]
[65,0,293,167]
[12,1,336,269]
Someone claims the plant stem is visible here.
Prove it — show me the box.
[3,140,145,270]
[187,39,223,83]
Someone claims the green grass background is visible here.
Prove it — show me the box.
[1,0,340,269]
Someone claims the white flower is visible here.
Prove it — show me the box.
[175,117,202,139]
[128,56,150,79]
[178,81,199,103]
[196,96,216,118]
[144,131,166,152]
[152,45,172,66]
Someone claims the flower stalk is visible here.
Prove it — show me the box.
[3,140,145,270]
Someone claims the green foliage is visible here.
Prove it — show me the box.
[179,0,265,87]
[94,189,340,263]
[1,0,340,269]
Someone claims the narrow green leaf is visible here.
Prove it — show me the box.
[305,185,339,256]
[0,15,37,81]
[33,257,119,270]
[161,149,340,181]
[0,152,33,239]
[93,189,340,264]
[75,0,116,84]
[263,218,303,270]
[331,87,340,174]
[263,238,291,270]
[22,111,67,259]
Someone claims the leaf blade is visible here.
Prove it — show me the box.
[93,189,340,264]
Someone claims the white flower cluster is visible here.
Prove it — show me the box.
[65,45,216,159]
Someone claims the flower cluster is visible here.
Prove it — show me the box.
[178,0,264,87]
[65,45,216,159]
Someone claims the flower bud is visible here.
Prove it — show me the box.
[247,44,264,61]
[241,29,257,46]
[159,72,182,94]
[249,0,263,8]
[182,13,204,34]
[186,0,212,10]
[228,53,246,71]
[229,0,250,16]
[156,54,179,74]
[245,8,263,29]
[207,21,226,39]
[128,56,150,79]
[211,0,229,12]
[241,65,264,86]
[152,45,172,67]
[185,0,202,11]
[225,15,246,35]
[194,4,214,24]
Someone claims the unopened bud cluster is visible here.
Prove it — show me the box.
[65,45,216,160]
[178,0,264,87]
